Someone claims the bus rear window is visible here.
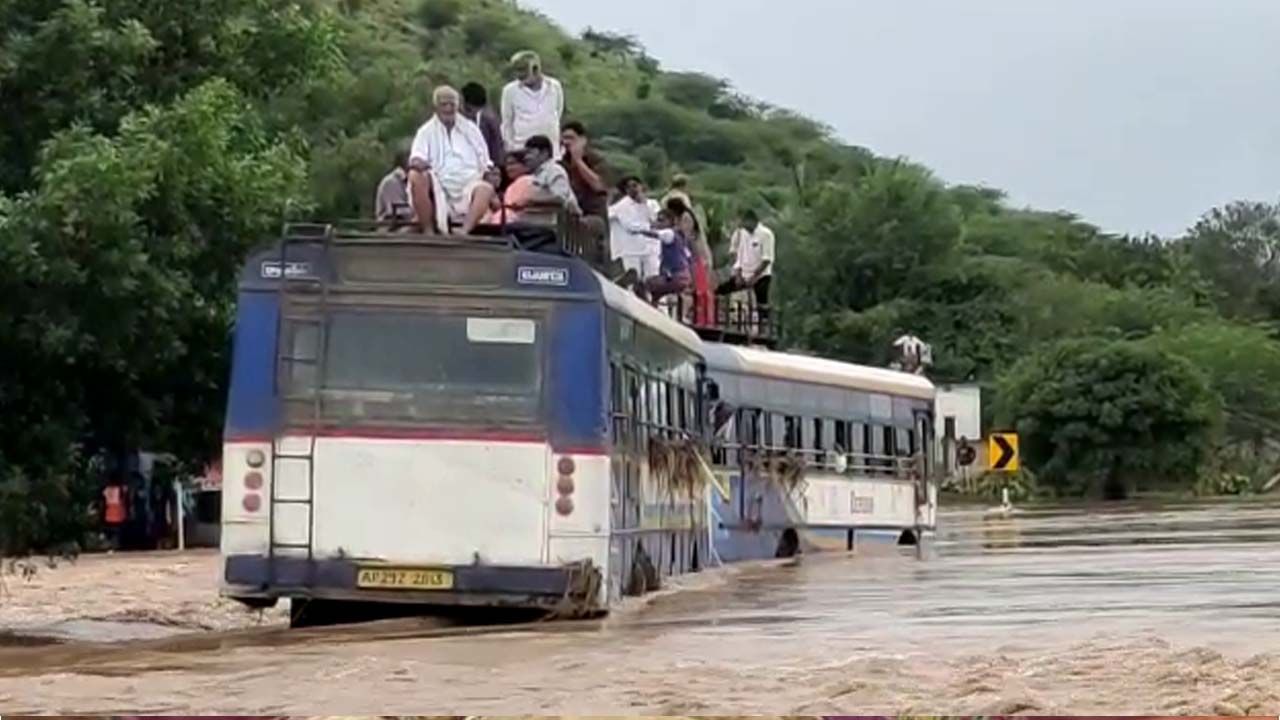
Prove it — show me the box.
[286,311,543,425]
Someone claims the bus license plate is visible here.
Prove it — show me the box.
[356,567,453,590]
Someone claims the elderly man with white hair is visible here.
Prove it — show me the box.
[408,84,496,235]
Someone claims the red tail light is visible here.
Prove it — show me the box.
[242,493,262,512]
[244,471,264,490]
[555,456,575,515]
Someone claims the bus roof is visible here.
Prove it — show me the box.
[597,271,703,354]
[702,342,936,401]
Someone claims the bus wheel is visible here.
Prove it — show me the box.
[626,544,660,596]
[897,529,919,546]
[289,598,340,628]
[232,596,278,610]
[775,528,800,558]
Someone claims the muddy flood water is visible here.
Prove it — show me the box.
[1,497,1278,714]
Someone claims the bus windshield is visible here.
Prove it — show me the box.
[285,310,543,426]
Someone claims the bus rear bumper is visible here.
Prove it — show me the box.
[221,554,601,612]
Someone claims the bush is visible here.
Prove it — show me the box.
[995,339,1222,498]
[416,0,462,30]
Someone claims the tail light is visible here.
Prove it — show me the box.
[555,455,575,516]
[243,465,265,513]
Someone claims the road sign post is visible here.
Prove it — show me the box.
[989,433,1019,472]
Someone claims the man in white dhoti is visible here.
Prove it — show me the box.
[407,85,496,235]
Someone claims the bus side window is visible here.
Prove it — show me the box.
[745,408,762,452]
[834,420,849,455]
[628,372,641,450]
[788,416,802,450]
[614,358,624,443]
[882,426,896,474]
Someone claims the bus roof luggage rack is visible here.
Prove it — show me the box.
[678,296,781,349]
[278,208,604,265]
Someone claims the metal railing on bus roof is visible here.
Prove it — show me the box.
[277,207,781,347]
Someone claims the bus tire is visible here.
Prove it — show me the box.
[775,528,800,558]
[231,596,278,610]
[626,543,660,596]
[289,597,340,628]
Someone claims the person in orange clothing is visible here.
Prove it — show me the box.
[102,479,127,550]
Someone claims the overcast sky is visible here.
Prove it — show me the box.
[523,0,1280,238]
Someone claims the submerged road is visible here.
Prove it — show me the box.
[1,497,1278,714]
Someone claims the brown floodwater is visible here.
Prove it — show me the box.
[0,497,1277,714]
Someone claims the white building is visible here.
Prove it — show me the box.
[934,383,982,476]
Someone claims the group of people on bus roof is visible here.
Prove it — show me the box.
[373,49,776,322]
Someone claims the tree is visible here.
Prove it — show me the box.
[1181,199,1280,321]
[995,339,1222,499]
[1146,323,1280,443]
[786,160,962,317]
[0,0,334,554]
[0,0,342,194]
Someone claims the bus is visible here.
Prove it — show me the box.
[219,222,936,624]
[220,223,709,624]
[702,342,937,562]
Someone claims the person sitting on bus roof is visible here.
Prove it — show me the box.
[461,81,505,165]
[374,145,412,227]
[407,85,497,235]
[608,175,660,285]
[483,149,536,225]
[502,51,565,159]
[523,134,581,216]
[640,209,693,305]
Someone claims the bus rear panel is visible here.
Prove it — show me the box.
[221,237,610,616]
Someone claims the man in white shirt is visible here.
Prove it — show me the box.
[407,85,496,235]
[717,209,776,317]
[501,51,565,159]
[608,176,660,282]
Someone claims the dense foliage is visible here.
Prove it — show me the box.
[3,0,1279,550]
[994,340,1221,498]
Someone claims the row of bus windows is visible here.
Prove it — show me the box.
[711,405,921,466]
[608,361,701,448]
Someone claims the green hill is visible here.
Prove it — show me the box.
[3,0,1279,551]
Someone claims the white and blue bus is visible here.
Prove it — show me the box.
[219,223,935,624]
[702,343,937,561]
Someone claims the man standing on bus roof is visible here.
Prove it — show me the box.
[461,81,505,165]
[501,51,565,159]
[717,209,776,314]
[407,85,497,235]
